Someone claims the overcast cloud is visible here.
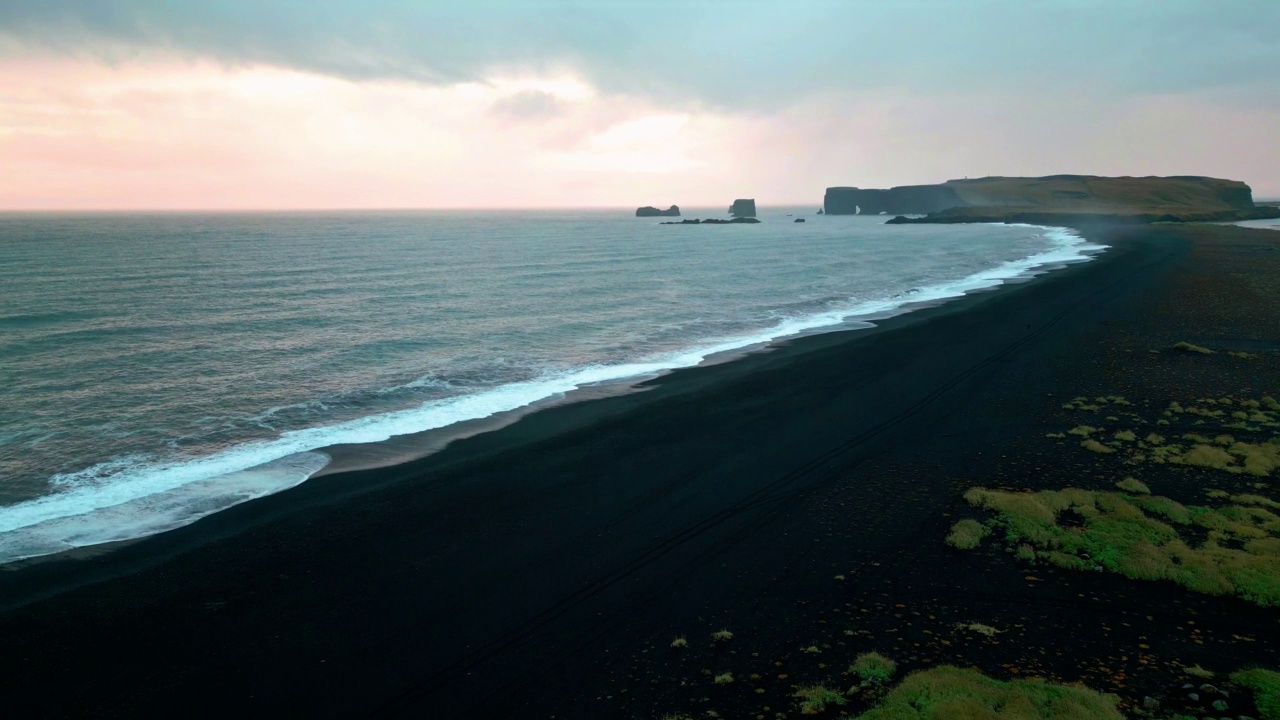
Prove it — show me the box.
[1,1,1277,208]
[4,1,1278,108]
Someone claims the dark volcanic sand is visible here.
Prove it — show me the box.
[1,224,1278,718]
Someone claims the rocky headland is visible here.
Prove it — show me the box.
[824,175,1280,225]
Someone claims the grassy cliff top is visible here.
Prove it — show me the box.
[939,175,1254,214]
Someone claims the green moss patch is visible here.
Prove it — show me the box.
[853,666,1121,719]
[850,652,898,682]
[795,684,847,715]
[1231,667,1280,720]
[1053,391,1279,477]
[1080,439,1115,454]
[961,488,1280,605]
[945,519,990,550]
[1115,477,1150,494]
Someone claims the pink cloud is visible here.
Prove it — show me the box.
[1,58,1277,210]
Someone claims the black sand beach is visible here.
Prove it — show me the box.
[2,223,1279,718]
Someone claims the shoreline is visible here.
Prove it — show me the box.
[2,222,1277,718]
[316,224,1101,478]
[0,223,1101,566]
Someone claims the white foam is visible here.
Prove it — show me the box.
[0,225,1104,564]
[0,452,330,563]
[1227,218,1280,232]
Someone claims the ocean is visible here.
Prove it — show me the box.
[0,208,1104,563]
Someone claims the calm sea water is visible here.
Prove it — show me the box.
[0,208,1103,562]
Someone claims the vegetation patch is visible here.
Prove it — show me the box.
[945,519,990,550]
[1080,439,1115,454]
[850,652,898,682]
[959,622,1001,637]
[1183,663,1215,679]
[1053,392,1279,478]
[961,488,1280,605]
[1231,667,1280,720]
[794,685,847,715]
[1115,477,1150,494]
[1174,341,1215,354]
[852,666,1122,719]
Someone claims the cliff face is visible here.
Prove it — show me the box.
[824,185,963,215]
[824,176,1261,216]
[729,199,757,218]
[636,205,680,217]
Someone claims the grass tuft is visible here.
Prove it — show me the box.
[1174,341,1215,354]
[713,671,734,684]
[945,519,990,550]
[1081,439,1116,454]
[1116,477,1151,494]
[670,636,687,648]
[794,685,846,715]
[710,629,734,642]
[962,622,1001,637]
[1184,663,1215,679]
[1175,444,1238,470]
[850,652,897,682]
[1229,440,1280,477]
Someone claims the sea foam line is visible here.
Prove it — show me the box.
[0,225,1104,564]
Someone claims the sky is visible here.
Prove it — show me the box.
[1,0,1278,210]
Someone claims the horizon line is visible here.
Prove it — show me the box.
[0,203,829,214]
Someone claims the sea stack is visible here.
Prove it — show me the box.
[729,199,757,218]
[636,205,680,217]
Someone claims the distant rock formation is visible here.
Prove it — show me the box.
[661,217,761,225]
[794,218,806,223]
[728,199,757,218]
[824,185,964,215]
[636,205,680,217]
[824,176,1262,218]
